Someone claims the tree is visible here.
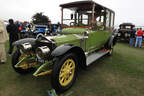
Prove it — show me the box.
[32,12,49,24]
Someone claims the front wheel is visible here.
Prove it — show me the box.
[51,53,78,93]
[12,50,34,74]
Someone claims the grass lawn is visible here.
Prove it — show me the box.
[0,42,144,96]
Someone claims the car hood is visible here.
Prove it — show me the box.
[42,34,82,46]
[62,28,87,34]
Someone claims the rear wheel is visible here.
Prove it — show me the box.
[51,53,78,93]
[12,50,34,74]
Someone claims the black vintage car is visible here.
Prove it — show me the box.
[117,23,135,40]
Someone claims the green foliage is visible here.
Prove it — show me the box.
[32,12,49,24]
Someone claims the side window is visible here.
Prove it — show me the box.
[106,10,110,28]
[110,13,114,28]
[96,16,104,26]
[63,9,74,26]
[93,11,105,30]
[82,14,88,26]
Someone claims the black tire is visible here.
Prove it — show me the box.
[51,53,78,93]
[12,50,34,74]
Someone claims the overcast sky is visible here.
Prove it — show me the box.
[0,0,143,26]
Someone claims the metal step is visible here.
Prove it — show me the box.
[86,50,109,66]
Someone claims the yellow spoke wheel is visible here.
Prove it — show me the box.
[59,59,75,87]
[18,54,29,69]
[51,53,77,93]
[12,50,34,74]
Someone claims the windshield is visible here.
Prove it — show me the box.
[120,26,132,29]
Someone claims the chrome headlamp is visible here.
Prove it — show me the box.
[19,43,32,53]
[36,46,50,59]
[118,33,121,36]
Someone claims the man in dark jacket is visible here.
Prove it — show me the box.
[6,19,19,55]
[129,28,136,47]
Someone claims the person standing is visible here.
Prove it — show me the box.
[6,19,19,55]
[135,28,143,48]
[47,21,53,36]
[129,28,136,47]
[15,21,22,32]
[57,22,62,33]
[0,19,9,64]
[142,29,144,48]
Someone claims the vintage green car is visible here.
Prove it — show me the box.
[12,1,117,93]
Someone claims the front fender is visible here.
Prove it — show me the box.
[51,44,87,69]
[13,38,36,47]
[51,44,76,57]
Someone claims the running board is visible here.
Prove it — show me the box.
[86,50,109,66]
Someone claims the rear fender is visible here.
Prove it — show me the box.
[108,29,118,47]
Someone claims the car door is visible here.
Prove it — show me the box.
[86,30,111,53]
